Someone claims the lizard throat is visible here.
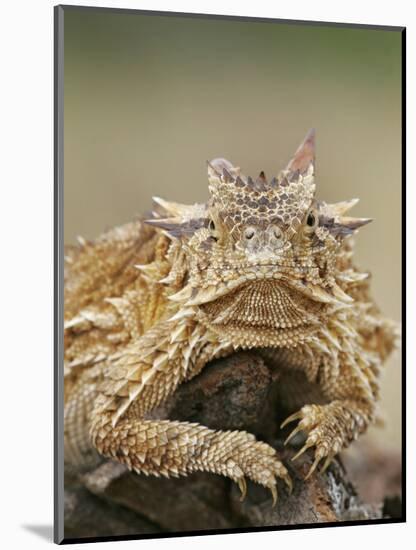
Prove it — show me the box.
[198,280,324,347]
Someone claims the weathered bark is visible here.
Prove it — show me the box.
[64,351,400,539]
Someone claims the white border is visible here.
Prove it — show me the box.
[1,1,412,548]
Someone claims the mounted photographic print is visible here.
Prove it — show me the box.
[54,5,405,544]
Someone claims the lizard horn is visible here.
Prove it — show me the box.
[285,128,315,177]
[329,198,360,216]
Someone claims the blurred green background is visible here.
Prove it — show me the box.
[63,9,402,452]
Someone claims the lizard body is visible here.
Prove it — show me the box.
[64,130,398,504]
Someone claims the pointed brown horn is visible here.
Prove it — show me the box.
[286,128,315,175]
[222,168,234,183]
[338,216,373,231]
[255,170,268,190]
[208,158,237,177]
[207,160,221,178]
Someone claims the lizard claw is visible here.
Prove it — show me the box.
[281,411,303,429]
[291,440,314,462]
[320,453,334,474]
[304,447,326,480]
[283,472,293,495]
[270,484,278,507]
[237,477,247,501]
[284,424,304,445]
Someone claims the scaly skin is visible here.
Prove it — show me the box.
[64,130,399,505]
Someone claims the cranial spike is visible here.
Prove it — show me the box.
[285,128,315,175]
[222,168,234,183]
[255,171,268,191]
[207,160,221,177]
[330,198,359,216]
[144,217,180,231]
[247,176,255,187]
[207,158,249,188]
[152,196,194,218]
[257,170,267,182]
[338,216,373,232]
[208,158,237,178]
[152,195,170,209]
[270,176,279,188]
[280,175,289,187]
[207,163,222,187]
[288,169,300,183]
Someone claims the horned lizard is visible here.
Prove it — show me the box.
[64,130,399,505]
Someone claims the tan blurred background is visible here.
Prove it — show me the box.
[63,10,402,452]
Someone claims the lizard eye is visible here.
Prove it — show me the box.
[208,219,216,231]
[244,226,256,240]
[304,208,319,233]
[307,212,316,227]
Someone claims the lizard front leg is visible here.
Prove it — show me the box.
[90,316,292,504]
[281,342,379,479]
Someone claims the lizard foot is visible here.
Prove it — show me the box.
[227,440,292,506]
[281,403,351,480]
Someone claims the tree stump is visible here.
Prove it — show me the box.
[64,351,400,539]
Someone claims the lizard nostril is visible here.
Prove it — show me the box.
[244,227,256,240]
[268,224,284,248]
[272,226,283,240]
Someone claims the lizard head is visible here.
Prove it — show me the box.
[146,129,372,347]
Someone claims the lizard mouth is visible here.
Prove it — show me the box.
[169,268,349,308]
